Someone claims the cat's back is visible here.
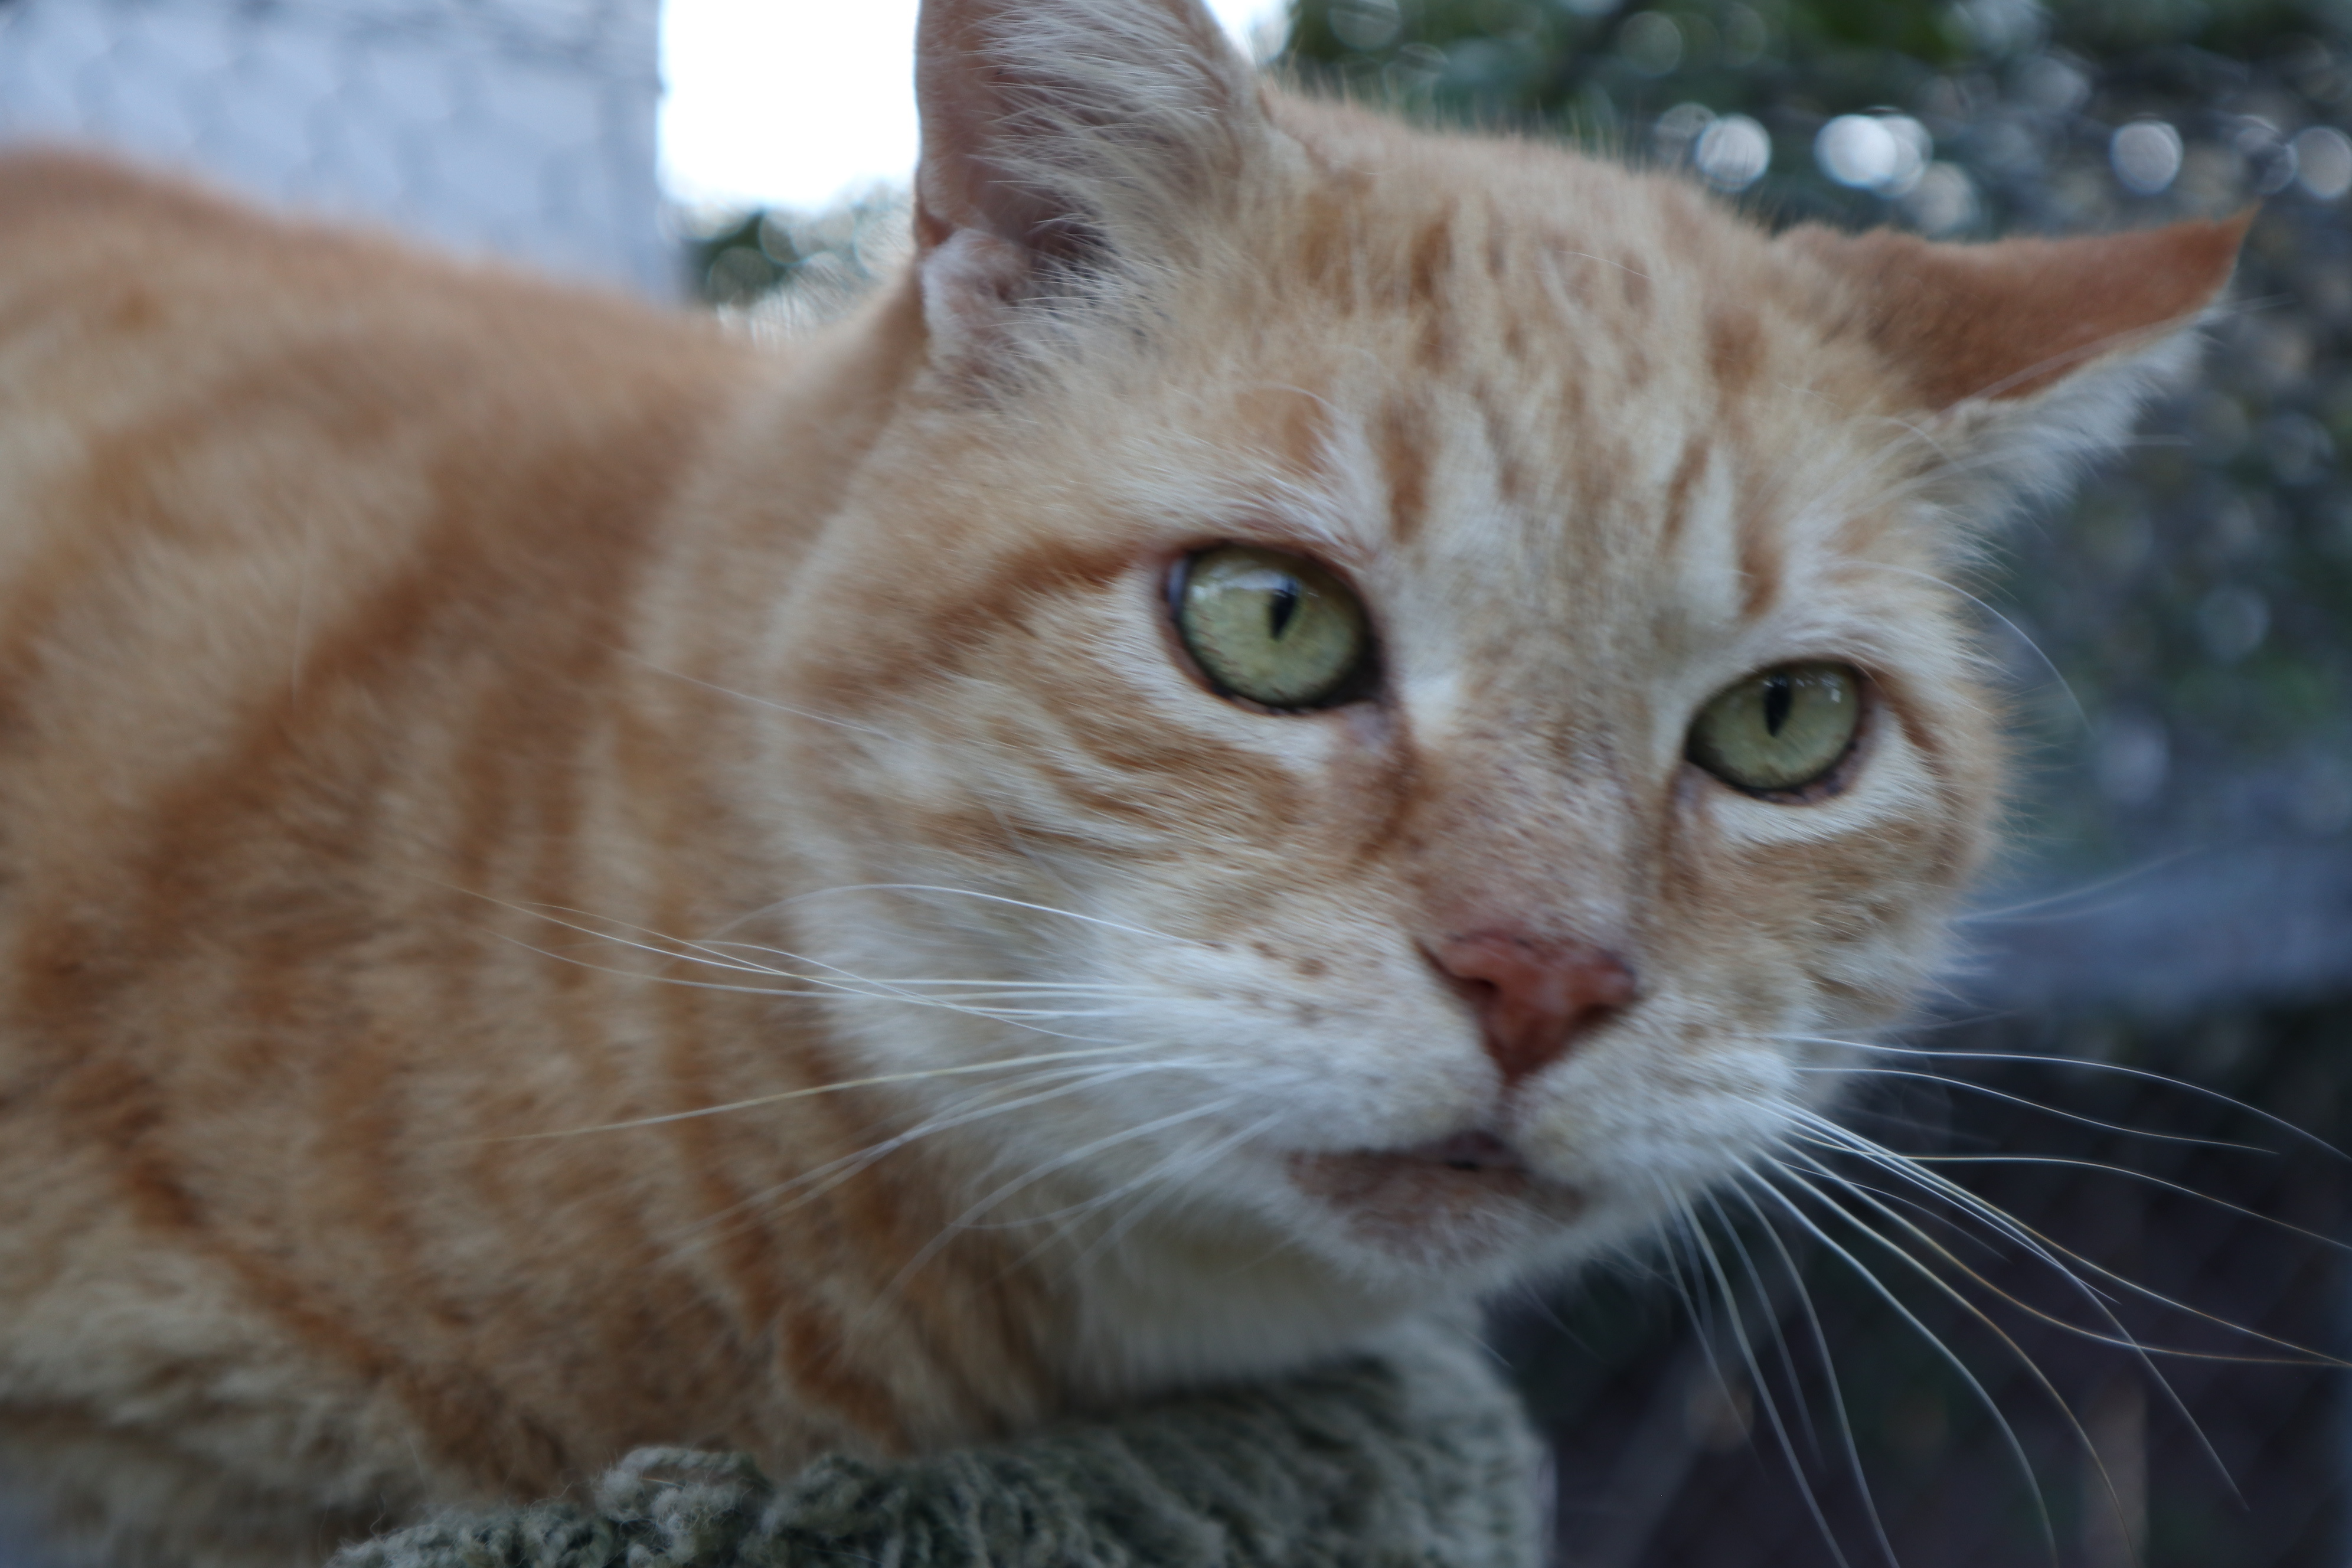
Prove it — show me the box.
[0,148,748,580]
[0,147,736,444]
[0,149,755,828]
[0,155,816,1554]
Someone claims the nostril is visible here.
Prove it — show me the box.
[1439,969,1501,1012]
[1427,931,1638,1087]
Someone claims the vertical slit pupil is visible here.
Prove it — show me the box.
[1267,582,1300,639]
[1762,673,1792,737]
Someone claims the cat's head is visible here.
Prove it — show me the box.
[757,0,2242,1351]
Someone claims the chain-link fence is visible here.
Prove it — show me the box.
[0,0,669,294]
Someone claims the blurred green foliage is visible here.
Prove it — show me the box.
[1276,4,2352,1563]
[685,190,906,317]
[1285,0,2352,877]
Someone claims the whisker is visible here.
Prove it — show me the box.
[471,897,801,977]
[1774,1133,2247,1505]
[1726,1182,1902,1568]
[1954,852,2199,925]
[662,962,1154,994]
[961,1102,1259,1234]
[476,1043,1178,1142]
[1789,1061,2272,1155]
[1747,1164,2064,1568]
[1785,1109,2339,1360]
[620,650,899,739]
[782,883,1198,947]
[1845,560,2088,731]
[1693,1194,1853,1561]
[669,1060,1217,1259]
[460,893,1170,1037]
[612,1060,1219,1342]
[1848,1151,2352,1265]
[480,932,1135,1048]
[1061,1111,1288,1272]
[881,1095,1250,1298]
[1681,1192,1857,1568]
[1781,1034,2346,1163]
[1699,1193,1825,1466]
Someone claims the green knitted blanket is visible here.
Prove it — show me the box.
[331,1328,1543,1568]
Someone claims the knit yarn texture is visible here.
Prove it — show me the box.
[330,1328,1543,1568]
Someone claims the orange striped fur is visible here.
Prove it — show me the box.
[0,0,2241,1561]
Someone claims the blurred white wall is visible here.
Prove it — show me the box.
[0,0,670,295]
[659,0,1287,215]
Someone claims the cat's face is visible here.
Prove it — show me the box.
[754,0,2238,1337]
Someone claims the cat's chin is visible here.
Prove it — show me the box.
[1286,1131,1585,1271]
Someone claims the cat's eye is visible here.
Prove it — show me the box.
[1172,546,1373,710]
[1687,662,1864,797]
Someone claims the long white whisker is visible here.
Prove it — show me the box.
[1748,1164,2063,1567]
[966,1104,1259,1233]
[783,883,1198,946]
[1783,1138,2332,1375]
[621,1060,1218,1332]
[1847,560,2088,731]
[1955,852,2199,925]
[1727,1182,1902,1568]
[1775,1131,2246,1505]
[1684,1193,1858,1568]
[481,932,1135,1047]
[461,894,1171,1037]
[672,1061,1214,1260]
[1700,1192,1825,1464]
[882,1095,1249,1298]
[1781,1034,2344,1162]
[620,651,899,739]
[667,963,1153,994]
[1812,1135,2352,1269]
[1060,1112,1287,1272]
[1794,1062,2272,1155]
[478,1044,1187,1142]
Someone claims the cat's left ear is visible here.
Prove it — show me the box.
[912,0,1262,371]
[1786,214,2250,504]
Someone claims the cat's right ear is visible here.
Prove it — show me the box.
[1786,215,2249,511]
[912,0,1261,371]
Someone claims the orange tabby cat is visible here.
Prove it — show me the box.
[0,0,2242,1562]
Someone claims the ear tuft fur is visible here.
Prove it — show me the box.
[1788,214,2250,411]
[912,0,1260,368]
[1789,214,2250,520]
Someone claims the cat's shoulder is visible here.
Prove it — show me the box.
[0,144,427,295]
[0,145,751,496]
[0,146,735,378]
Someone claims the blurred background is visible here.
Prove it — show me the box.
[1,0,2348,1563]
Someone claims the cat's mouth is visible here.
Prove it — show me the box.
[1288,1130,1572,1255]
[1401,1129,1528,1176]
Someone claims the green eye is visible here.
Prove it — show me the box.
[1687,662,1864,796]
[1174,546,1372,710]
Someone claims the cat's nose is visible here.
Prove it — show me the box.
[1429,932,1638,1087]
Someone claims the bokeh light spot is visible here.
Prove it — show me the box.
[1694,114,1770,191]
[2110,119,2184,195]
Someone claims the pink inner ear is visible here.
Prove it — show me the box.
[913,0,1050,254]
[910,0,1248,261]
[1792,213,2252,409]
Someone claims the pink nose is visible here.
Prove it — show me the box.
[1430,932,1638,1087]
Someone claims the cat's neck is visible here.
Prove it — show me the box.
[638,277,931,700]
